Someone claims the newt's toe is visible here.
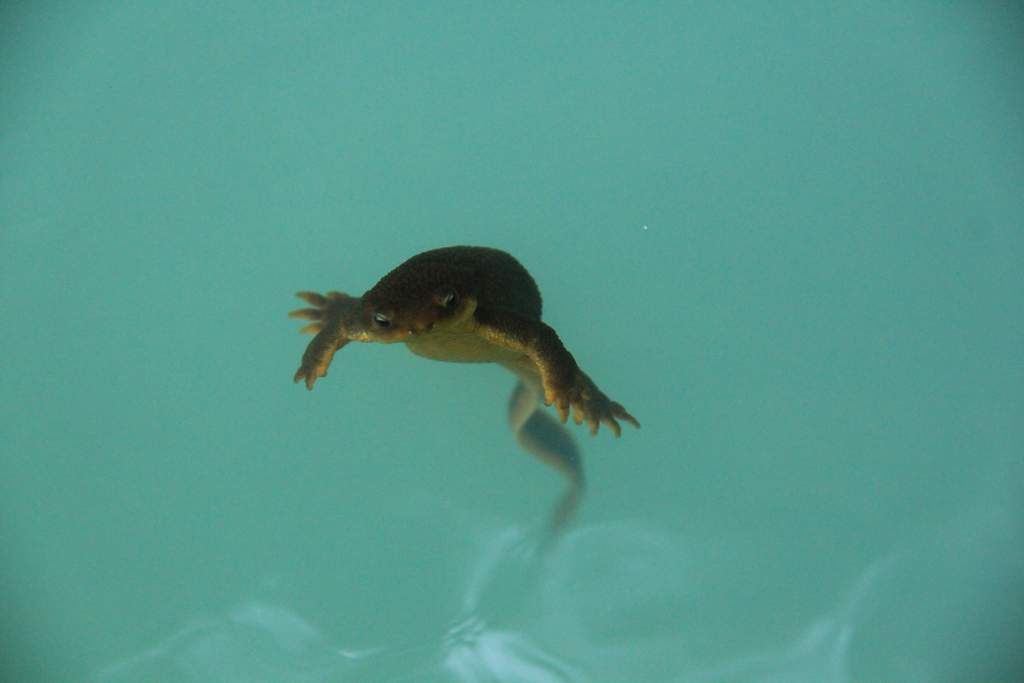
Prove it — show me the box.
[611,402,640,429]
[289,308,324,321]
[295,291,327,306]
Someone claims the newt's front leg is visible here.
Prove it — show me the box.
[475,308,640,437]
[559,367,640,437]
[289,291,366,390]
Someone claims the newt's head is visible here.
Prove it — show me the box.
[360,287,473,342]
[359,266,476,342]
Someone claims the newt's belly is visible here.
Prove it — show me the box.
[405,330,524,364]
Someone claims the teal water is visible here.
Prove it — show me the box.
[3,3,1022,681]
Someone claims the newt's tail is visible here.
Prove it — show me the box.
[507,380,584,539]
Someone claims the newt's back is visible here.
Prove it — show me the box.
[367,246,543,321]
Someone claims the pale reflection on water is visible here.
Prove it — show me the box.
[92,517,900,683]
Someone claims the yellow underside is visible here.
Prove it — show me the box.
[404,329,525,364]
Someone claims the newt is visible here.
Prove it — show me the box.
[290,246,638,528]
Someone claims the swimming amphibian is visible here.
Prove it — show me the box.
[290,246,639,526]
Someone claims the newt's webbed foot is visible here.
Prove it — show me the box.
[544,369,640,437]
[289,291,363,390]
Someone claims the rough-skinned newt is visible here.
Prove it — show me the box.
[289,246,638,528]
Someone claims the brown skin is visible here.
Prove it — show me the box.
[290,246,639,437]
[291,246,638,534]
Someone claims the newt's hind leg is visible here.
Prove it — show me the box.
[508,379,583,536]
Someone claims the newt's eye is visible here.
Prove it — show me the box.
[439,290,458,309]
[373,312,391,327]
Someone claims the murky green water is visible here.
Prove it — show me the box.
[3,3,1022,681]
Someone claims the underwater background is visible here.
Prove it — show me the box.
[2,2,1022,681]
